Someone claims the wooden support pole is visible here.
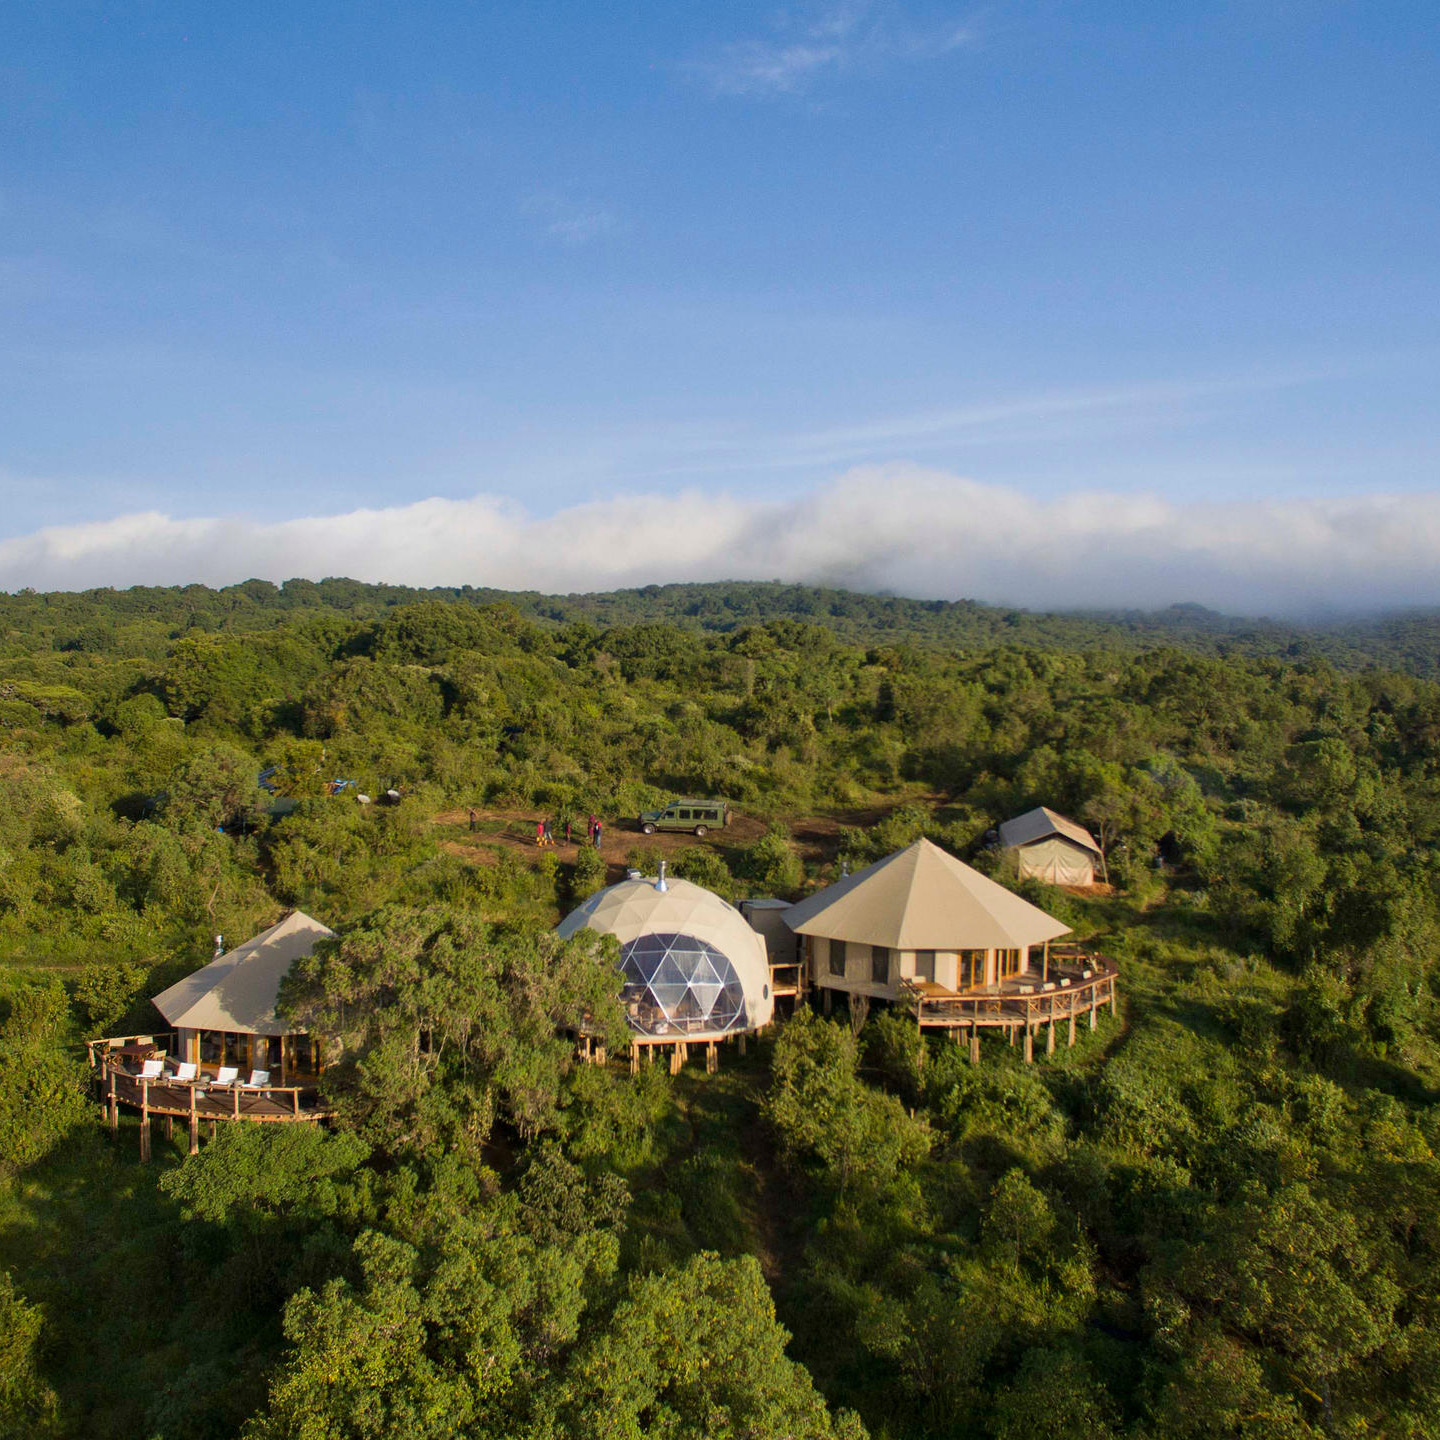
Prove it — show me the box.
[738,1032,747,1057]
[669,1045,681,1076]
[139,1080,151,1161]
[189,1085,199,1155]
[292,1089,301,1119]
[596,1044,606,1066]
[1023,1027,1034,1065]
[630,1043,639,1075]
[1043,939,1050,984]
[706,1041,718,1075]
[1007,1025,1015,1047]
[163,1114,174,1141]
[1068,1012,1077,1048]
[107,1067,118,1132]
[1109,984,1118,1017]
[233,1084,241,1121]
[208,1120,217,1140]
[968,1027,981,1066]
[1046,1021,1056,1056]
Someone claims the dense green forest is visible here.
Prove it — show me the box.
[2,577,1440,1438]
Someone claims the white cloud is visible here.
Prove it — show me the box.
[693,2,972,97]
[4,466,1440,617]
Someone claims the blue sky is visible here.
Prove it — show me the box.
[2,2,1438,608]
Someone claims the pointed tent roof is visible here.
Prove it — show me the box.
[152,910,335,1035]
[783,838,1071,950]
[998,806,1102,857]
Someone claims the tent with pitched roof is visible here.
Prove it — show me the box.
[783,837,1070,997]
[152,910,334,1080]
[998,806,1103,887]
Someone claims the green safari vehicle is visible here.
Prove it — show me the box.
[637,799,730,836]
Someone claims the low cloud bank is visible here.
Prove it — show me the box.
[3,465,1439,616]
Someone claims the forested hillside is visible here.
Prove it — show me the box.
[7,577,1440,674]
[2,581,1439,1438]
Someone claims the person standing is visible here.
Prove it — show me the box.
[535,819,545,847]
[587,812,598,844]
[468,808,478,833]
[593,817,603,850]
[542,818,554,847]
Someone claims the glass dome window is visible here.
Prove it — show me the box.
[619,931,748,1037]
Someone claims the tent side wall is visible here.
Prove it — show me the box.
[1013,837,1095,886]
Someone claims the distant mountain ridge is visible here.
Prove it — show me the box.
[4,577,1440,677]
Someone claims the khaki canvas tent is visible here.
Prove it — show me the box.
[557,871,774,1040]
[151,910,333,1082]
[998,806,1103,887]
[784,837,1071,999]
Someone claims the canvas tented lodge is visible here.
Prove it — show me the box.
[150,909,333,1083]
[783,838,1118,1057]
[998,806,1104,887]
[784,838,1071,999]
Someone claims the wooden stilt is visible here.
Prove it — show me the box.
[107,1067,118,1132]
[1023,1027,1034,1065]
[139,1080,151,1161]
[823,987,832,1015]
[968,1028,981,1065]
[669,1045,681,1076]
[189,1085,199,1156]
[596,1044,606,1065]
[1068,1012,1077,1047]
[208,1120,217,1140]
[706,1042,718,1074]
[630,1043,639,1075]
[738,1032,747,1056]
[1007,1025,1015,1047]
[1109,985,1118,1017]
[163,1114,174,1141]
[1046,1021,1056,1056]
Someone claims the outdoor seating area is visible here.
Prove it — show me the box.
[899,946,1119,1061]
[86,1032,330,1159]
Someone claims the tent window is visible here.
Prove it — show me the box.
[870,946,891,985]
[915,950,936,981]
[200,1030,223,1065]
[829,940,847,977]
[999,949,1022,979]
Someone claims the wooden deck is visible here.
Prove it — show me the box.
[87,1033,331,1159]
[900,948,1119,1061]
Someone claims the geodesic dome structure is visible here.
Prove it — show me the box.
[556,875,774,1040]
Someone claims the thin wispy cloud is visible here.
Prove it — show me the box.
[692,2,973,97]
[521,193,622,247]
[6,466,1440,617]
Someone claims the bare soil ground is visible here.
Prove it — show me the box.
[430,802,904,883]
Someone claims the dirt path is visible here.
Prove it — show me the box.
[430,802,911,881]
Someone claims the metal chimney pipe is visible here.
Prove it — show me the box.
[655,860,668,892]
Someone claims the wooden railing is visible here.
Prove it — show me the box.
[902,951,1119,1033]
[89,1034,330,1157]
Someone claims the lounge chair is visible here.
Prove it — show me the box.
[137,1058,165,1082]
[242,1069,271,1089]
[210,1066,240,1088]
[172,1061,199,1083]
